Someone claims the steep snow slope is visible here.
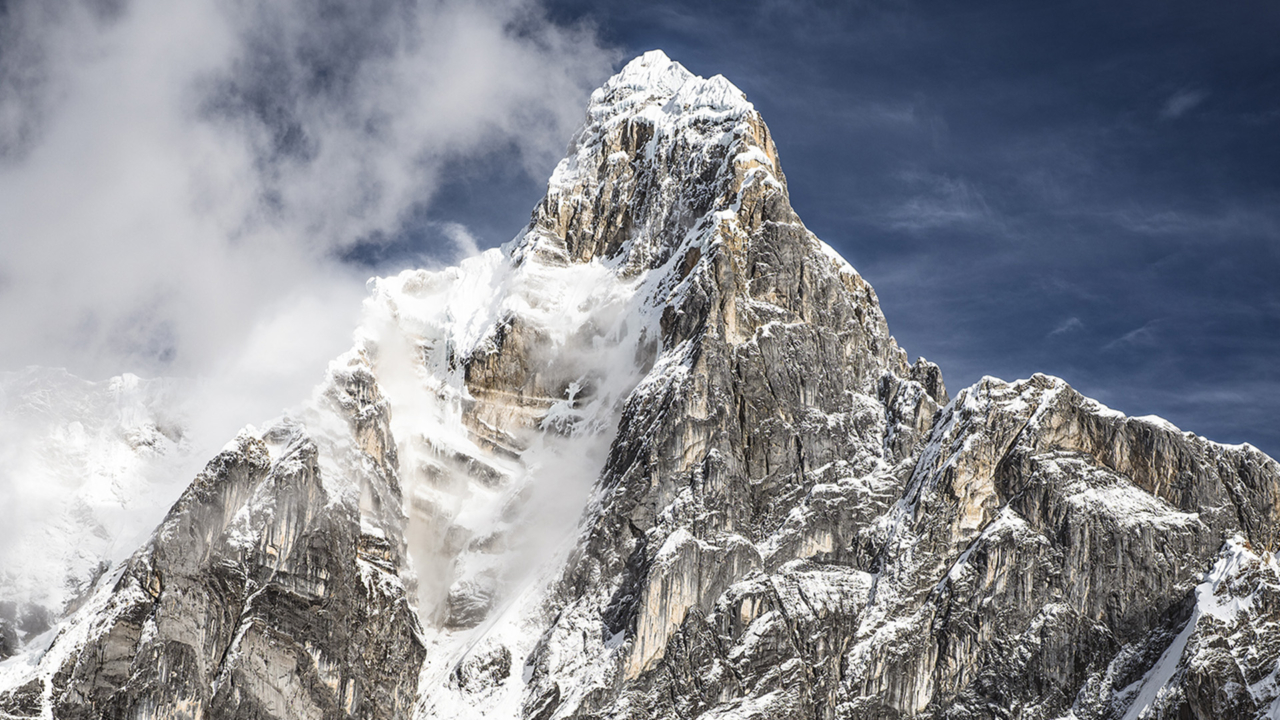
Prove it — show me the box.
[2,50,1279,720]
[359,245,666,717]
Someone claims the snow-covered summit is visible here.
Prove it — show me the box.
[528,49,788,278]
[586,50,751,123]
[590,50,693,108]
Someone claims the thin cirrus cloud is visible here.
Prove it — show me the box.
[1048,317,1084,338]
[883,173,1001,232]
[1101,319,1165,353]
[1110,206,1277,240]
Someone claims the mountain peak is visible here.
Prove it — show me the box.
[520,51,778,273]
[7,51,1280,720]
[597,50,691,101]
[587,50,751,125]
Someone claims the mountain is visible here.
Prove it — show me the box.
[2,50,1278,720]
[0,368,196,658]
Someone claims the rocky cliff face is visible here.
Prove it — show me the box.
[2,50,1278,720]
[0,354,424,718]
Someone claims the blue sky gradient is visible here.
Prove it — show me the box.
[408,0,1280,455]
[1,0,1275,456]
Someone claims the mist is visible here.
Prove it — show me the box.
[0,0,612,378]
[0,0,614,617]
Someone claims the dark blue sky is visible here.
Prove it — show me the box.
[408,0,1280,455]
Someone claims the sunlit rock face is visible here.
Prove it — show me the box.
[0,356,425,719]
[3,50,1280,720]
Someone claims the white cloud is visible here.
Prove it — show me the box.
[0,0,614,592]
[440,222,482,261]
[1111,205,1277,239]
[0,0,614,380]
[1102,319,1164,352]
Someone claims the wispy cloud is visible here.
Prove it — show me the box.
[836,101,922,128]
[1160,88,1208,119]
[1110,206,1278,239]
[1102,319,1164,352]
[440,222,482,260]
[884,173,999,232]
[1048,317,1084,338]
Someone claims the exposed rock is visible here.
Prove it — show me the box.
[451,641,513,694]
[0,352,424,719]
[0,603,50,661]
[506,52,1280,720]
[2,50,1278,720]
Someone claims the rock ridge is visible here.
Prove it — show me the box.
[2,50,1278,720]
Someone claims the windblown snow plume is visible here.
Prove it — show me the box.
[0,0,612,674]
[0,370,191,650]
[0,0,612,378]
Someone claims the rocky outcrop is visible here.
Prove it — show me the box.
[510,50,941,719]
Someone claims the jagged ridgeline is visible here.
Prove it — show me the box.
[2,50,1278,720]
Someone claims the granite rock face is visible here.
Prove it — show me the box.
[3,50,1279,720]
